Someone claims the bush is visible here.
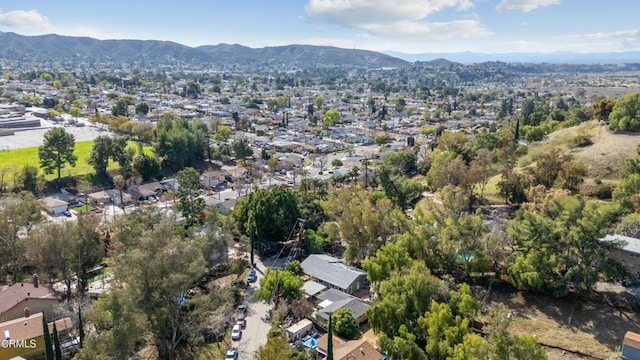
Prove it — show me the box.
[570,134,593,148]
[331,158,343,168]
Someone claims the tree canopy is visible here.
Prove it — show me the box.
[39,127,78,179]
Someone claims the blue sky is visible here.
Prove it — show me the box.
[1,0,639,54]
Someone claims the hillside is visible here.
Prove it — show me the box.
[0,32,407,68]
[520,120,640,180]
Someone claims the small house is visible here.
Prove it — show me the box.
[39,196,68,216]
[601,234,640,275]
[285,319,314,342]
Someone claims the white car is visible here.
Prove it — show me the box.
[225,348,238,359]
[231,324,242,340]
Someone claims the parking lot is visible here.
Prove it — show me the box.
[0,117,112,150]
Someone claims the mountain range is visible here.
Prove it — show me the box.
[384,50,640,64]
[0,32,406,68]
[1,31,639,67]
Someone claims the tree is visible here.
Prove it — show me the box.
[331,158,343,168]
[283,260,303,276]
[176,167,205,226]
[508,195,619,295]
[113,175,126,213]
[233,187,300,246]
[112,216,209,359]
[257,336,294,360]
[592,97,615,123]
[327,313,334,360]
[87,135,113,177]
[394,97,406,112]
[232,137,254,159]
[154,115,208,169]
[0,193,43,283]
[43,313,54,360]
[53,322,63,360]
[253,268,303,305]
[135,102,150,116]
[69,106,82,121]
[39,127,77,179]
[321,188,398,264]
[214,124,232,141]
[332,308,359,339]
[609,92,640,131]
[323,109,341,126]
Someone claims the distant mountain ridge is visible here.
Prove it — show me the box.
[0,32,407,68]
[384,50,640,64]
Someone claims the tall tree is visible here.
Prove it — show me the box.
[176,167,205,226]
[0,193,43,282]
[53,322,63,360]
[327,313,334,360]
[43,313,54,360]
[113,218,208,359]
[39,127,78,179]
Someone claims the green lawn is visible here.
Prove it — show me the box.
[0,140,153,182]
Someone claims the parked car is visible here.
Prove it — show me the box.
[231,324,242,340]
[247,271,257,283]
[236,304,248,314]
[63,210,72,217]
[236,318,246,329]
[225,348,238,359]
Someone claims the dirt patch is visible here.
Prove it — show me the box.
[481,285,639,359]
[210,274,239,288]
[569,122,640,180]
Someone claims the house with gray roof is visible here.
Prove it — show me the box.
[601,234,640,275]
[300,254,368,295]
[314,288,369,324]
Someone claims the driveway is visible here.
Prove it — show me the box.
[234,258,272,360]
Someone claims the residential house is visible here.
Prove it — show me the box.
[622,331,640,359]
[0,311,45,360]
[38,196,68,216]
[87,189,132,206]
[300,254,368,295]
[601,234,640,275]
[0,276,61,323]
[130,181,164,201]
[316,334,383,360]
[315,289,370,325]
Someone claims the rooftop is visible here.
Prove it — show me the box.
[601,234,640,254]
[0,281,60,315]
[300,254,366,290]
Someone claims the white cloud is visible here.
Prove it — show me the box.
[495,0,561,12]
[0,8,55,32]
[363,19,491,40]
[304,0,488,40]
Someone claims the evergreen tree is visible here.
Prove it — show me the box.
[327,313,334,360]
[78,305,84,348]
[43,314,54,360]
[53,322,63,360]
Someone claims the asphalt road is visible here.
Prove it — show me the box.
[234,259,273,360]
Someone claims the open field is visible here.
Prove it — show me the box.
[0,140,153,183]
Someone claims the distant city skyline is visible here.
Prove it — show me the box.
[0,0,639,54]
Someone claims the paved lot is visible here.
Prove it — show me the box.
[234,258,272,360]
[0,117,112,150]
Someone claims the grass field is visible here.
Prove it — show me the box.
[0,140,153,183]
